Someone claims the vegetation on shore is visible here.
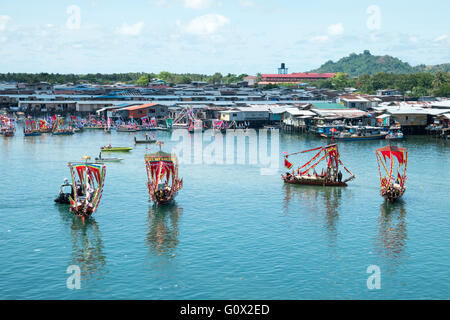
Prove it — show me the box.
[311,71,450,97]
[311,50,450,76]
[0,72,248,86]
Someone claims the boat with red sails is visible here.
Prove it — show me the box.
[282,143,355,187]
[375,145,408,202]
[145,142,183,205]
[68,156,106,221]
[24,119,42,136]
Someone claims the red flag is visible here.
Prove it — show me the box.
[284,158,293,170]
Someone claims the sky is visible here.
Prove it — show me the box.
[0,0,449,75]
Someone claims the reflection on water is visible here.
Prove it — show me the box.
[146,203,183,256]
[57,204,107,282]
[376,200,408,271]
[283,184,344,247]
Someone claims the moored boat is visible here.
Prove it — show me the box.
[134,136,156,144]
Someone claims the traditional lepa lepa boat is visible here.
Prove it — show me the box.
[375,145,408,202]
[24,119,42,136]
[68,157,106,221]
[145,142,183,205]
[282,143,355,187]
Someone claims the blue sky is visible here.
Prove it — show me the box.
[0,0,449,74]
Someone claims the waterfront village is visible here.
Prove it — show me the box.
[1,64,449,139]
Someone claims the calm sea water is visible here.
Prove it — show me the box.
[0,127,449,300]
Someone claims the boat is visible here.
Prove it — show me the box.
[188,119,204,133]
[1,115,16,136]
[319,126,388,141]
[104,117,112,133]
[24,120,42,136]
[145,142,183,205]
[375,145,408,202]
[134,136,156,144]
[385,126,404,140]
[332,126,387,141]
[100,145,133,152]
[117,124,138,132]
[54,178,74,204]
[282,143,355,187]
[95,152,123,162]
[52,117,74,135]
[94,157,123,163]
[68,157,106,221]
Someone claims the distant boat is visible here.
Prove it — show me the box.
[325,126,387,141]
[385,126,404,140]
[95,157,123,162]
[134,136,156,144]
[100,145,133,152]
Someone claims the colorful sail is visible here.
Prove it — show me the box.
[68,162,106,219]
[375,145,408,202]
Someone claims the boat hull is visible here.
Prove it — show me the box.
[101,147,132,152]
[52,131,74,135]
[95,158,123,162]
[24,132,42,137]
[335,134,387,141]
[283,176,348,187]
[381,187,405,202]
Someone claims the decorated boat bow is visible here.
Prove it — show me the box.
[68,157,106,221]
[145,142,183,205]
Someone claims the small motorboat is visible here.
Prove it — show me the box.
[95,157,123,162]
[100,145,133,152]
[54,178,74,204]
[134,136,156,144]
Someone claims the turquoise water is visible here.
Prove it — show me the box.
[0,128,449,299]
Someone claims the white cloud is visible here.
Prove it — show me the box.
[0,15,11,31]
[115,22,145,36]
[433,34,448,42]
[309,35,329,43]
[409,36,418,43]
[182,14,229,36]
[184,0,213,9]
[328,23,344,36]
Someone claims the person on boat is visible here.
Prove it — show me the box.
[98,152,102,160]
[337,171,342,183]
[59,178,74,198]
[77,184,84,197]
[285,172,292,181]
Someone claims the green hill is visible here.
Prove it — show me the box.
[310,50,449,76]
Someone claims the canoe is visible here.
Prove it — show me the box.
[100,146,133,152]
[134,137,156,144]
